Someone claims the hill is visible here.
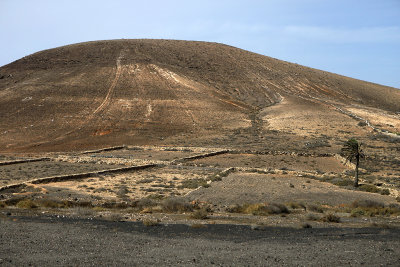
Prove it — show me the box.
[0,39,399,152]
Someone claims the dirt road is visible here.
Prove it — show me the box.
[1,213,399,266]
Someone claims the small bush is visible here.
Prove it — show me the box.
[350,200,400,217]
[16,199,37,209]
[0,201,6,208]
[178,179,209,189]
[142,219,159,227]
[191,208,208,219]
[321,213,341,223]
[225,204,243,213]
[307,204,325,213]
[306,213,321,221]
[359,184,380,193]
[301,223,312,228]
[352,200,384,209]
[287,201,306,210]
[380,189,390,195]
[245,203,289,216]
[161,198,193,213]
[334,179,354,187]
[36,199,69,208]
[136,198,157,210]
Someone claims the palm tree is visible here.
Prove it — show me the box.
[341,138,365,187]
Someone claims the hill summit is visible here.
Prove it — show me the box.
[0,39,399,152]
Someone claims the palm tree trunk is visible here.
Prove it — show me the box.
[354,154,359,187]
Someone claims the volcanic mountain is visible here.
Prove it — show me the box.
[0,39,399,153]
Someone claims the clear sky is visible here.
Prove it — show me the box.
[1,0,399,88]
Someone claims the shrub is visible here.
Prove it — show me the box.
[161,198,192,213]
[245,203,289,216]
[16,199,37,209]
[307,204,325,213]
[380,189,390,195]
[36,199,65,208]
[350,200,400,217]
[333,179,354,187]
[306,213,321,221]
[287,201,306,210]
[136,198,157,210]
[321,213,340,223]
[191,208,208,219]
[358,184,380,193]
[142,219,159,226]
[301,223,312,228]
[178,179,209,189]
[0,201,6,208]
[352,200,384,209]
[225,204,243,213]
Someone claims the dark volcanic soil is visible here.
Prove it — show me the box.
[1,213,400,266]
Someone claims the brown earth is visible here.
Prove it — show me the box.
[0,39,399,153]
[0,40,399,230]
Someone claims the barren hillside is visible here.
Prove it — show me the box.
[0,39,399,152]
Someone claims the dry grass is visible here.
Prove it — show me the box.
[191,208,209,219]
[321,213,341,223]
[178,178,209,189]
[227,203,290,216]
[142,219,160,227]
[161,198,193,213]
[350,200,400,217]
[307,204,325,213]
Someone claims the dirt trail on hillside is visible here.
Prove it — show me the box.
[90,50,124,117]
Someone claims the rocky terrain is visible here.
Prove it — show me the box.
[0,39,399,265]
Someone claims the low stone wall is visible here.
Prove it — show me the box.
[232,150,334,157]
[0,163,158,192]
[172,150,230,163]
[80,145,126,155]
[0,157,50,166]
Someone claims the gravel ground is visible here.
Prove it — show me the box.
[1,213,399,266]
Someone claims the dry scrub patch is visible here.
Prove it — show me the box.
[186,171,396,207]
[346,106,400,134]
[261,96,371,142]
[187,153,348,173]
[0,160,123,185]
[33,166,218,202]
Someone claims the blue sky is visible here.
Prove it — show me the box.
[1,0,399,88]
